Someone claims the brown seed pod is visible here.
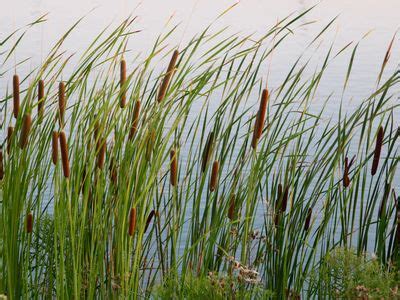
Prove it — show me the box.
[228,194,236,220]
[7,126,14,155]
[144,210,155,232]
[343,157,350,188]
[97,139,106,169]
[201,131,214,173]
[304,208,312,231]
[209,160,219,192]
[282,186,289,212]
[251,89,269,149]
[128,207,137,236]
[0,150,4,180]
[38,79,45,120]
[170,149,178,186]
[157,49,179,103]
[59,131,70,178]
[371,126,384,176]
[26,212,33,233]
[19,114,32,149]
[13,74,20,119]
[58,81,66,125]
[120,59,127,108]
[109,158,118,185]
[129,100,141,140]
[51,131,59,165]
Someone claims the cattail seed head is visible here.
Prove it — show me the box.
[343,157,350,188]
[251,89,269,149]
[157,49,179,103]
[120,59,127,108]
[170,149,178,186]
[228,194,236,220]
[371,126,384,176]
[13,74,20,119]
[7,126,14,155]
[109,158,118,185]
[304,208,312,231]
[58,81,66,126]
[209,160,219,192]
[26,213,33,233]
[59,131,70,178]
[201,131,214,173]
[38,79,45,121]
[128,207,137,236]
[144,210,155,233]
[97,139,106,169]
[0,150,4,180]
[19,114,32,149]
[129,100,141,140]
[51,131,59,165]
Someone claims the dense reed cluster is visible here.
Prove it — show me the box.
[0,10,399,299]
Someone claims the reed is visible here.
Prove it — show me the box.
[120,59,127,108]
[19,114,32,149]
[129,207,137,236]
[129,100,141,140]
[371,126,384,176]
[59,131,70,178]
[58,81,66,125]
[170,149,178,186]
[38,79,45,121]
[7,126,14,154]
[157,49,179,103]
[13,74,20,119]
[209,160,219,192]
[51,131,59,165]
[26,213,33,234]
[251,89,268,149]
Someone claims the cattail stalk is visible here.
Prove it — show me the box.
[228,194,236,220]
[19,114,32,149]
[97,139,106,169]
[13,74,20,118]
[52,131,59,165]
[144,210,155,232]
[251,89,268,149]
[304,208,312,231]
[26,213,33,233]
[0,151,4,180]
[129,100,141,140]
[58,82,66,125]
[120,59,127,108]
[128,207,137,236]
[170,149,178,186]
[201,131,214,172]
[209,160,219,192]
[59,131,70,178]
[157,50,179,103]
[371,126,384,176]
[38,79,45,120]
[7,126,14,155]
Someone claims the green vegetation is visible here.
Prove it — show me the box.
[0,8,399,299]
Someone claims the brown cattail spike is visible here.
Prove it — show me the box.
[128,207,137,236]
[58,81,66,126]
[144,210,156,232]
[51,131,59,165]
[343,157,350,188]
[0,151,4,180]
[38,79,45,121]
[129,100,141,140]
[170,149,178,186]
[157,50,179,103]
[26,213,33,233]
[251,89,268,149]
[19,114,32,149]
[371,126,384,176]
[59,131,70,178]
[304,208,312,231]
[228,194,236,220]
[209,160,219,192]
[201,131,214,172]
[97,139,106,169]
[120,59,127,108]
[7,126,14,155]
[13,74,20,119]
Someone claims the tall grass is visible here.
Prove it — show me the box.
[0,9,399,299]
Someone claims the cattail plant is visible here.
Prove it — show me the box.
[59,131,70,178]
[97,139,106,169]
[0,150,4,180]
[228,194,236,220]
[157,49,179,103]
[343,157,350,188]
[13,74,20,119]
[146,129,156,161]
[144,210,156,232]
[209,160,219,192]
[201,131,214,172]
[26,212,33,233]
[109,157,118,185]
[19,114,32,149]
[51,131,59,165]
[251,89,268,149]
[120,59,127,108]
[7,126,14,155]
[38,79,45,121]
[304,208,312,231]
[58,81,66,126]
[170,149,178,186]
[371,126,384,175]
[128,207,137,236]
[129,100,141,140]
